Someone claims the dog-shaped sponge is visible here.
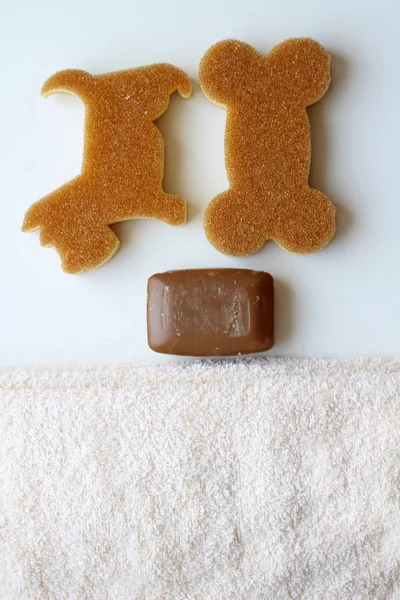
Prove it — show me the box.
[199,38,336,256]
[22,64,192,273]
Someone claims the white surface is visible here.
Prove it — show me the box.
[1,358,399,598]
[1,0,399,365]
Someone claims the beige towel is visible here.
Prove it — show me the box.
[1,359,399,599]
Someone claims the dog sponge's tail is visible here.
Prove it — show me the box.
[41,69,93,99]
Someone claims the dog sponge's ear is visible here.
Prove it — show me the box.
[109,64,191,121]
[268,38,331,106]
[199,39,260,106]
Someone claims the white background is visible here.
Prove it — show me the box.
[1,0,399,365]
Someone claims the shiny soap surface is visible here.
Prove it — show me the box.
[147,268,274,356]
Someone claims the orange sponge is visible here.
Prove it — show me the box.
[199,38,336,256]
[22,65,192,273]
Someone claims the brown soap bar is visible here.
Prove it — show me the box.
[147,268,274,356]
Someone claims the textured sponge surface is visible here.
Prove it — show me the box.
[200,38,336,256]
[22,64,192,274]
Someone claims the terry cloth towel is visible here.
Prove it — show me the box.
[0,358,400,599]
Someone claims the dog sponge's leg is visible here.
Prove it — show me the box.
[60,224,120,274]
[141,192,187,226]
[204,189,266,256]
[22,179,120,273]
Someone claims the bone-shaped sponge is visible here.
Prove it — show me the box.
[199,38,336,256]
[22,64,192,273]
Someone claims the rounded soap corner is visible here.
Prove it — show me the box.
[261,337,275,353]
[147,339,164,355]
